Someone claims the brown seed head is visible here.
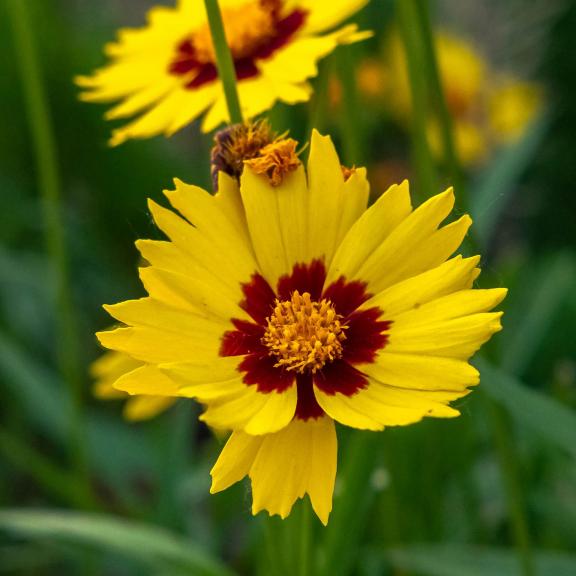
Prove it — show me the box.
[210,120,274,190]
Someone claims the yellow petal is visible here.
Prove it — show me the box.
[202,77,279,132]
[113,364,180,397]
[326,180,411,285]
[362,353,480,391]
[363,255,481,318]
[164,178,257,278]
[306,131,369,268]
[160,358,248,401]
[315,380,462,430]
[354,189,472,293]
[251,416,337,525]
[313,387,383,430]
[239,163,308,286]
[109,88,215,146]
[104,76,179,120]
[210,431,264,493]
[211,416,337,525]
[147,199,253,295]
[200,386,297,435]
[392,288,508,328]
[96,311,224,363]
[301,0,369,34]
[124,395,177,421]
[261,32,347,84]
[91,350,142,399]
[387,312,504,359]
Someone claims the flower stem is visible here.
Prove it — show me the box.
[6,0,90,503]
[297,503,312,576]
[337,47,363,165]
[203,0,243,125]
[485,397,536,576]
[415,0,467,210]
[396,0,438,202]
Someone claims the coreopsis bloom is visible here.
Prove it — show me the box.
[97,131,506,524]
[91,350,176,421]
[76,0,369,146]
[382,30,541,166]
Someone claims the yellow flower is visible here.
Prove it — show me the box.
[488,77,542,144]
[383,29,541,166]
[76,0,369,146]
[91,350,176,421]
[427,119,488,167]
[97,131,506,524]
[384,30,486,123]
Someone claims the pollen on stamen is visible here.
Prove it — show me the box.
[262,291,347,373]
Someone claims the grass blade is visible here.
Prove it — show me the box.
[471,113,550,247]
[0,509,234,576]
[478,360,576,458]
[387,545,576,576]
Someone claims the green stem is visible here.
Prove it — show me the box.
[307,56,334,138]
[337,47,363,165]
[320,432,381,576]
[415,0,467,210]
[7,0,90,501]
[298,503,312,576]
[203,0,243,124]
[485,398,536,576]
[396,0,438,201]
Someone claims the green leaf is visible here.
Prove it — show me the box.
[0,509,234,576]
[0,545,55,573]
[0,330,154,502]
[478,360,576,457]
[387,545,576,576]
[471,112,550,247]
[501,253,576,375]
[0,330,68,441]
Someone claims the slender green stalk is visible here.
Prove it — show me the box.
[485,398,536,576]
[7,0,90,501]
[337,47,363,165]
[307,56,334,138]
[320,432,381,576]
[396,0,438,201]
[415,0,466,210]
[203,0,243,124]
[298,503,312,576]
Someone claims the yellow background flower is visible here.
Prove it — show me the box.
[76,0,368,145]
[382,29,542,166]
[91,350,177,421]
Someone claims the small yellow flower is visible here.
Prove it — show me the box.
[383,29,541,166]
[97,131,506,524]
[488,77,542,144]
[76,0,369,145]
[91,350,177,421]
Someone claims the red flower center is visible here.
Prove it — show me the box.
[169,0,308,89]
[220,260,392,421]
